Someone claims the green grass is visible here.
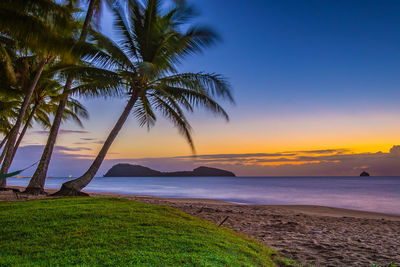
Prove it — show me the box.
[0,197,286,266]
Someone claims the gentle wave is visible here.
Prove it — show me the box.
[8,176,400,214]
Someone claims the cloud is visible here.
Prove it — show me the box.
[74,137,105,145]
[174,153,294,160]
[134,148,400,176]
[390,145,400,154]
[170,149,355,166]
[74,140,104,145]
[8,145,400,177]
[173,149,350,162]
[33,130,89,135]
[291,149,350,154]
[54,146,91,152]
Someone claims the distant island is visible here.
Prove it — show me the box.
[104,164,236,177]
[360,171,370,176]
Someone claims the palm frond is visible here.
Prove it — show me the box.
[151,93,194,152]
[157,72,234,103]
[68,67,124,98]
[89,31,135,70]
[111,1,139,60]
[156,85,229,121]
[132,94,156,129]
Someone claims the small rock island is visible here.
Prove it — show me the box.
[104,164,236,177]
[360,171,370,176]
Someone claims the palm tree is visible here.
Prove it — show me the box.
[0,54,89,164]
[0,0,78,188]
[0,35,19,151]
[0,100,17,164]
[53,0,233,196]
[25,0,114,194]
[10,64,90,164]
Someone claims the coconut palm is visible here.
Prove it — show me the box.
[0,0,78,188]
[10,67,90,164]
[0,98,18,163]
[0,0,76,56]
[0,55,89,163]
[0,35,20,145]
[25,0,115,194]
[53,0,233,196]
[23,52,122,193]
[0,44,26,167]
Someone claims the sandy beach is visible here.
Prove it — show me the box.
[1,187,399,266]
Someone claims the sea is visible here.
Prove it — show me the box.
[7,176,400,215]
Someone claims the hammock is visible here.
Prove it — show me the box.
[0,161,38,179]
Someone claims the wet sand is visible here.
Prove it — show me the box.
[1,187,399,266]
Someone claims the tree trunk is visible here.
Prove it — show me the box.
[0,127,14,163]
[0,59,46,189]
[24,80,71,195]
[79,0,97,42]
[24,0,97,195]
[10,104,38,163]
[0,109,34,190]
[53,92,139,196]
[0,130,11,150]
[0,143,13,190]
[0,139,11,168]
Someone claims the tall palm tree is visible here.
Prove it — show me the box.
[0,54,89,163]
[53,0,233,196]
[25,0,113,194]
[0,0,78,188]
[0,35,20,150]
[0,100,18,164]
[9,65,90,164]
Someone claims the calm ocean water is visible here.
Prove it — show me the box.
[7,176,400,214]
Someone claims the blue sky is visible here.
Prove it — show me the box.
[17,0,400,176]
[100,0,400,115]
[184,0,400,114]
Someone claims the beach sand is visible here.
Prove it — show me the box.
[1,187,399,266]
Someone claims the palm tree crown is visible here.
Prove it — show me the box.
[92,0,233,148]
[54,0,233,195]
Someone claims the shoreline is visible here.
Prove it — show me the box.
[1,186,400,266]
[7,175,400,216]
[4,185,400,219]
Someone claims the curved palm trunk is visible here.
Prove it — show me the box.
[53,92,139,196]
[0,130,12,150]
[25,81,71,195]
[0,127,14,162]
[0,139,11,166]
[10,104,38,163]
[0,59,46,189]
[24,0,97,195]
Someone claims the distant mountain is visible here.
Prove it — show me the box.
[360,171,370,176]
[104,164,236,177]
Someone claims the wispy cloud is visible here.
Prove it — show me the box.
[123,146,400,176]
[10,145,400,177]
[171,149,353,166]
[33,130,90,135]
[74,137,105,145]
[174,153,295,159]
[74,141,104,145]
[290,149,350,154]
[80,138,97,141]
[55,146,91,152]
[390,145,400,154]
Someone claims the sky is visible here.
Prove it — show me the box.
[11,0,400,176]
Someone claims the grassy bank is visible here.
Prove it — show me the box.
[0,197,287,266]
